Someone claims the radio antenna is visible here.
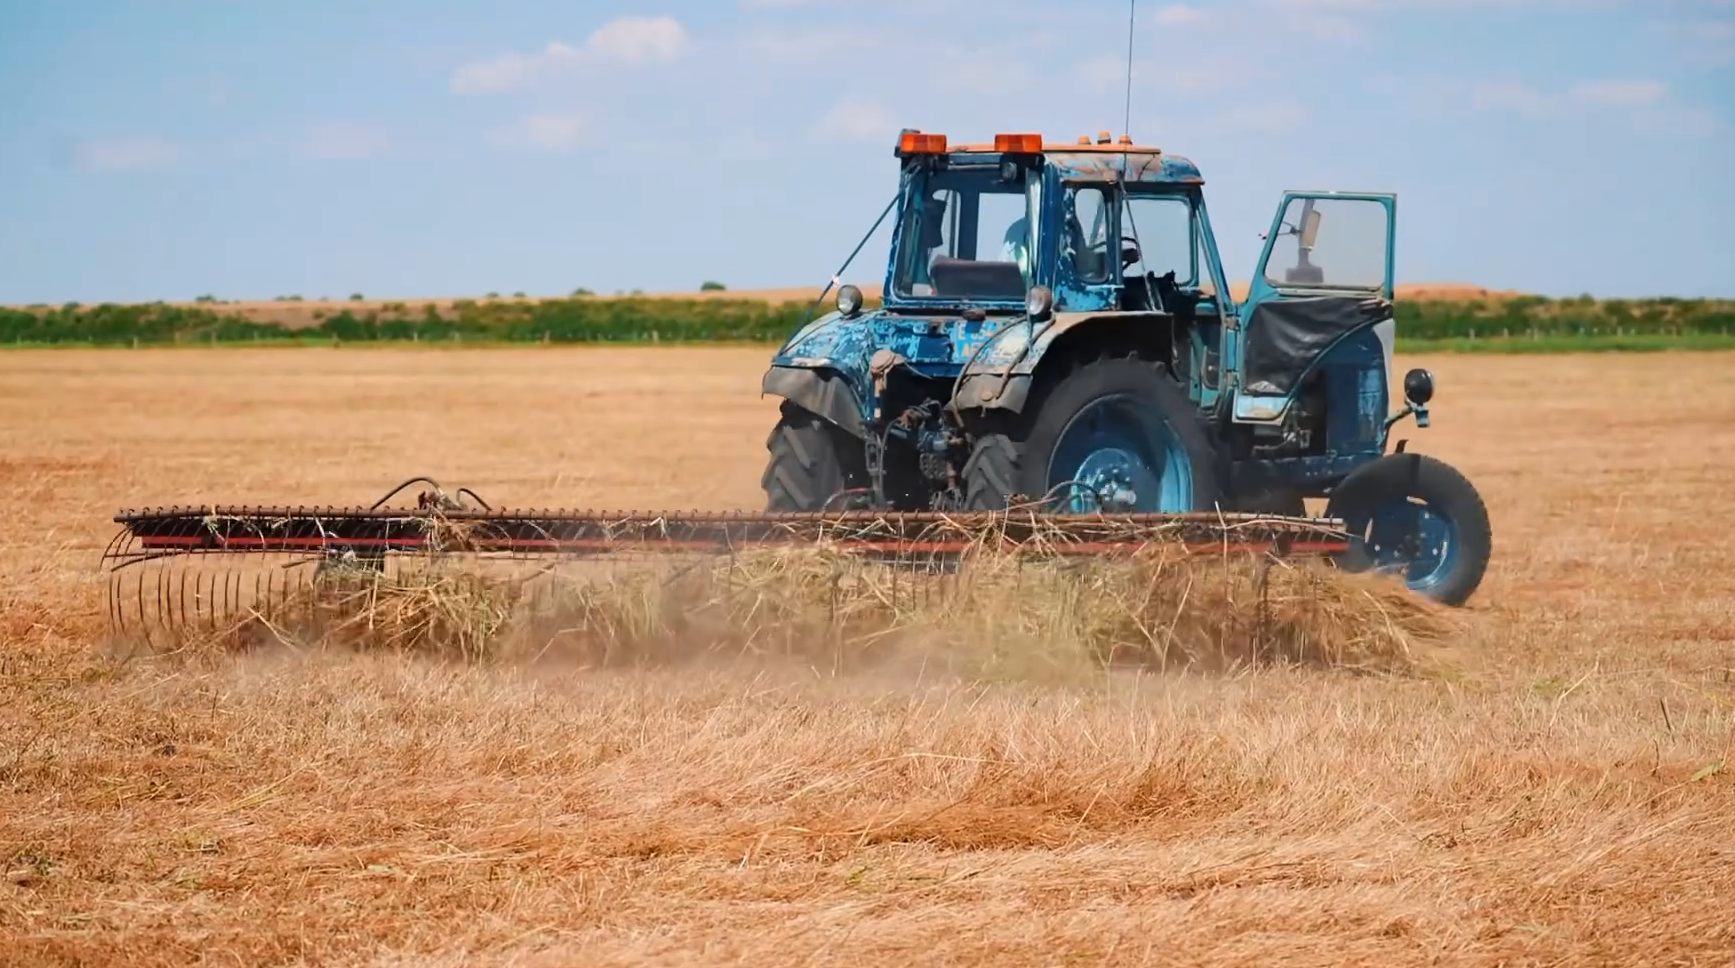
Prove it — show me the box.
[1123,0,1137,142]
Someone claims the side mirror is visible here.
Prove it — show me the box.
[1403,368,1435,405]
[1300,208,1322,249]
[1120,239,1141,267]
[1025,285,1054,323]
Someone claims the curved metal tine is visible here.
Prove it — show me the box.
[227,560,242,639]
[106,527,134,640]
[156,557,172,648]
[200,563,218,638]
[180,559,194,642]
[133,559,152,652]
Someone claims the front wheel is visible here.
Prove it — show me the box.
[761,403,869,511]
[1325,453,1492,606]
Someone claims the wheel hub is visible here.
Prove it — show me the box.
[1365,499,1458,590]
[1048,396,1194,514]
[1071,448,1156,512]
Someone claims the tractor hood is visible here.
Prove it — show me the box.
[769,307,1025,381]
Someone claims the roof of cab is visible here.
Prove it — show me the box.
[948,134,1201,185]
[897,130,1204,185]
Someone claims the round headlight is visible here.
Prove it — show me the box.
[836,284,864,317]
[1403,367,1435,405]
[1025,284,1054,321]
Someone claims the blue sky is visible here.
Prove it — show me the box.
[1,0,1731,303]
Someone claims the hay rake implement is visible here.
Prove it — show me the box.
[101,478,1352,647]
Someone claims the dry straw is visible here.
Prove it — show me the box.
[142,523,1460,680]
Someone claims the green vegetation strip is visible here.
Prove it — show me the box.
[4,294,1733,349]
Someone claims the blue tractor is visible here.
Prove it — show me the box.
[760,129,1492,605]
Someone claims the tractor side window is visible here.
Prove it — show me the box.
[979,191,1031,284]
[1263,196,1390,289]
[1121,195,1195,287]
[1064,186,1111,284]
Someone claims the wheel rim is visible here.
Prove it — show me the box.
[1046,395,1193,512]
[1360,497,1460,591]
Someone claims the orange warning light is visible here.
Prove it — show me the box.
[897,131,949,154]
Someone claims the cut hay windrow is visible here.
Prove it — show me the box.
[104,535,1457,680]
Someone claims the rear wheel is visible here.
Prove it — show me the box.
[761,404,869,511]
[962,358,1219,512]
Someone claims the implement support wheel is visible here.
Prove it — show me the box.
[1325,452,1492,606]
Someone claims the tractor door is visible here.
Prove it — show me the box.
[1052,183,1121,311]
[1232,191,1397,423]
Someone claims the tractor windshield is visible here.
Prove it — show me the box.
[891,166,1034,302]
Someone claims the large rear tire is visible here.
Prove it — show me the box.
[761,403,869,511]
[1325,452,1492,606]
[962,358,1219,512]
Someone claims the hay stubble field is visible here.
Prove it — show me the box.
[2,347,1733,967]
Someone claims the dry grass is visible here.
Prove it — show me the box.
[135,543,1452,681]
[2,347,1734,966]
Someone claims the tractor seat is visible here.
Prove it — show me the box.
[928,257,1026,298]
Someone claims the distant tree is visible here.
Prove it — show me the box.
[194,294,218,304]
[276,294,304,302]
[699,280,726,291]
[512,291,527,298]
[350,293,365,301]
[572,287,595,296]
[485,291,500,298]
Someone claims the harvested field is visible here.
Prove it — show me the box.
[2,347,1733,967]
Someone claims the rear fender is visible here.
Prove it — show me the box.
[951,311,1172,415]
[762,366,868,438]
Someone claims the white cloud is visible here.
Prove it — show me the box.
[1076,54,1239,96]
[1220,100,1310,131]
[742,0,811,8]
[719,131,780,159]
[493,113,589,152]
[739,24,895,67]
[813,98,899,143]
[1634,104,1725,137]
[451,41,579,95]
[1473,78,1671,116]
[1271,0,1381,10]
[1271,0,1651,11]
[301,122,388,160]
[586,15,687,62]
[1471,80,1558,115]
[1298,14,1371,41]
[1659,18,1735,66]
[450,16,687,95]
[72,138,182,173]
[1151,4,1208,25]
[1075,57,1139,92]
[1571,79,1668,107]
